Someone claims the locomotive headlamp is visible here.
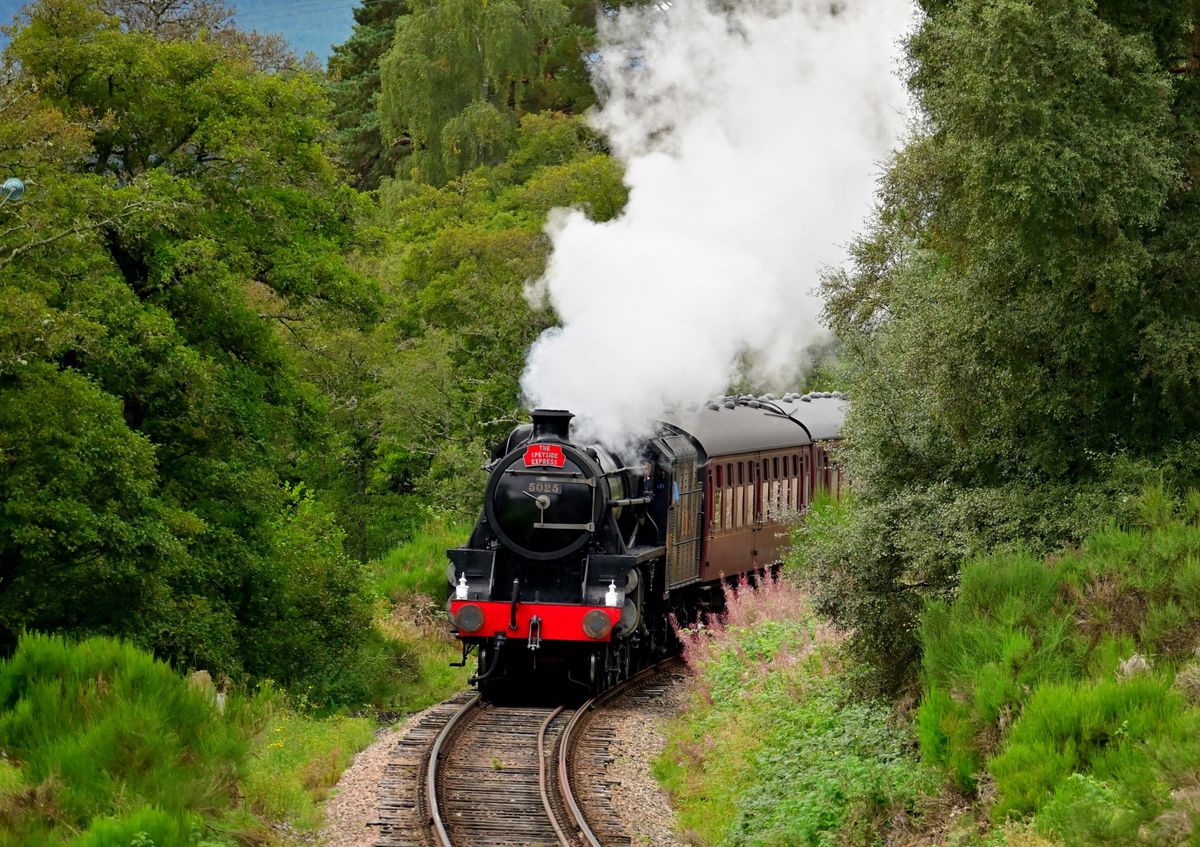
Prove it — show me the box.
[453,603,485,634]
[582,609,613,640]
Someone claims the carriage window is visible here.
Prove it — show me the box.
[771,457,781,519]
[732,462,742,528]
[748,461,755,525]
[711,467,722,532]
[760,458,769,519]
[724,463,734,530]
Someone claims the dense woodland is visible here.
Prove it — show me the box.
[805,0,1200,692]
[3,0,1200,843]
[0,0,627,702]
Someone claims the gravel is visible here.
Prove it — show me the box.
[318,710,428,847]
[318,674,688,847]
[602,672,690,847]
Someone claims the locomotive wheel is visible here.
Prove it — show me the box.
[607,642,629,689]
[588,650,602,696]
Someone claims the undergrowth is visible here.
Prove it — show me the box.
[0,515,480,845]
[241,705,374,830]
[370,517,472,712]
[0,633,385,846]
[0,633,247,846]
[372,518,472,601]
[654,572,932,846]
[918,484,1200,845]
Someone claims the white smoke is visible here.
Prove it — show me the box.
[521,0,913,446]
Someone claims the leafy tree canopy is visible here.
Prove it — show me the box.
[806,0,1200,690]
[378,0,601,183]
[0,0,377,694]
[327,0,411,189]
[98,0,300,70]
[289,112,627,558]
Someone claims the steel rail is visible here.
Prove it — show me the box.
[557,657,683,847]
[425,693,481,847]
[537,705,574,847]
[557,696,600,847]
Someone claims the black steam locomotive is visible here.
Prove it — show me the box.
[446,393,846,698]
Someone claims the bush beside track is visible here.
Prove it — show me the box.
[0,519,469,847]
[653,575,932,847]
[655,486,1200,847]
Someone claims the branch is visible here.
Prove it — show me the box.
[0,198,159,270]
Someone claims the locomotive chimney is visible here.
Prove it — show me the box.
[530,409,574,441]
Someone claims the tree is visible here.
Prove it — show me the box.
[803,0,1200,691]
[378,0,600,183]
[297,113,627,543]
[0,0,377,693]
[327,0,411,190]
[99,0,299,70]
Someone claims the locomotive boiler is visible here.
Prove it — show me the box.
[447,393,846,698]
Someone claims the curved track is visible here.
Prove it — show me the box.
[374,660,680,847]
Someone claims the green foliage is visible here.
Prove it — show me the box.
[988,677,1194,822]
[918,551,1082,790]
[363,520,473,711]
[373,517,473,601]
[240,708,374,829]
[809,0,1200,697]
[65,809,201,847]
[656,581,931,846]
[828,0,1186,485]
[0,365,182,646]
[0,0,385,700]
[237,486,381,709]
[914,490,1200,843]
[0,633,249,847]
[327,0,411,189]
[323,113,626,519]
[790,472,1140,693]
[378,0,601,183]
[0,633,391,846]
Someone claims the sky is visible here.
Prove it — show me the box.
[0,0,359,63]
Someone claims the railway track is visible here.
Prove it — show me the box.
[374,659,680,847]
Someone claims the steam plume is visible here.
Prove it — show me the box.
[521,0,913,446]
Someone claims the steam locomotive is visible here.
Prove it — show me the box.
[446,393,846,698]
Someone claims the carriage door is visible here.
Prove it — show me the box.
[662,435,702,590]
[751,457,764,563]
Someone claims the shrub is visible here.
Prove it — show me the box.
[0,633,251,847]
[66,808,201,847]
[791,460,1190,695]
[917,551,1083,790]
[914,489,1200,842]
[658,575,932,846]
[238,485,380,710]
[989,677,1200,844]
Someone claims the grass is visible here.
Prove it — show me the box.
[0,633,253,847]
[369,516,473,712]
[0,519,475,846]
[241,704,375,829]
[655,573,932,846]
[372,517,473,602]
